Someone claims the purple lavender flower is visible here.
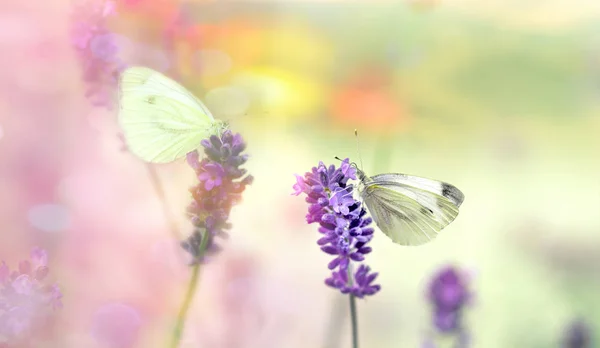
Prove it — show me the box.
[182,131,253,263]
[0,247,62,345]
[425,265,472,347]
[30,248,48,270]
[292,159,380,298]
[69,0,125,109]
[71,21,96,49]
[89,33,120,62]
[292,174,308,196]
[428,266,470,313]
[198,163,225,191]
[330,189,354,215]
[562,319,592,348]
[433,308,461,333]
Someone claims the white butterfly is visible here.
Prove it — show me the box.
[118,66,228,163]
[356,168,465,246]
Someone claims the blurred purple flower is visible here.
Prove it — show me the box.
[429,266,470,312]
[30,247,48,269]
[293,159,380,298]
[71,21,96,49]
[69,0,125,109]
[0,247,62,345]
[425,265,472,347]
[562,319,592,348]
[11,275,33,295]
[90,33,120,62]
[182,131,253,263]
[48,284,63,310]
[433,308,460,333]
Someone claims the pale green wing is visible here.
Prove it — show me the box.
[370,173,464,207]
[361,174,464,246]
[118,66,220,163]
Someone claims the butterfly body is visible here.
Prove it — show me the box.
[356,169,464,246]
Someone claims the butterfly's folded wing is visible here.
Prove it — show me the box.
[118,66,217,163]
[362,174,464,246]
[370,173,464,207]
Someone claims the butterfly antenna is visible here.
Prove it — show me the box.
[354,129,364,173]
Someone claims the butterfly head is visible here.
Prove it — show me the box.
[355,167,368,183]
[210,120,230,136]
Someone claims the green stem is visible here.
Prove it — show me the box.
[322,295,346,348]
[168,232,209,348]
[346,264,359,348]
[145,164,180,240]
[349,294,359,348]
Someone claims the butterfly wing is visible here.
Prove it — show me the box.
[118,66,220,163]
[361,173,464,246]
[370,173,465,207]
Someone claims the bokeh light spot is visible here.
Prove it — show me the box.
[115,35,171,72]
[91,303,142,348]
[205,86,250,117]
[27,203,71,233]
[192,49,232,77]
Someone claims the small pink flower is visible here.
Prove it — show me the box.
[31,247,48,269]
[0,249,62,344]
[48,283,63,309]
[90,33,119,62]
[0,261,9,282]
[71,21,96,49]
[186,150,201,171]
[12,274,33,295]
[291,174,307,196]
[198,163,225,191]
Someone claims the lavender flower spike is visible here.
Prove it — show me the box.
[69,0,126,108]
[424,265,472,347]
[562,319,592,348]
[293,158,380,298]
[182,130,253,263]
